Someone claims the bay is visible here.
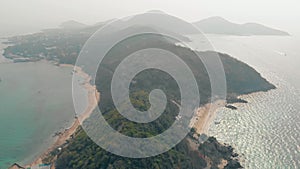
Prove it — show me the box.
[0,44,88,168]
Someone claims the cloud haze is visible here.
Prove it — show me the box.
[0,0,299,36]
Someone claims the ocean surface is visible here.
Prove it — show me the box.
[0,42,88,168]
[188,35,300,168]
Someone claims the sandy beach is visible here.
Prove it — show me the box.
[24,64,100,169]
[190,100,226,135]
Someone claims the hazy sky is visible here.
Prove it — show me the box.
[1,0,300,36]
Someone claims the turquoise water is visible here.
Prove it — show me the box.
[0,60,88,168]
[189,35,300,168]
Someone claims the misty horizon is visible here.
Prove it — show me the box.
[0,13,297,38]
[1,0,300,37]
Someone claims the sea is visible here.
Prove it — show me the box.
[188,34,300,168]
[0,41,88,168]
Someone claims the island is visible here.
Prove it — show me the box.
[4,14,276,169]
[193,16,290,36]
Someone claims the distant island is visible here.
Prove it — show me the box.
[193,16,290,36]
[59,20,88,30]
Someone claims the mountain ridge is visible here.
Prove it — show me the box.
[193,16,290,36]
[55,15,290,36]
[59,20,87,30]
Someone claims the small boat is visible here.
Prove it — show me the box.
[214,120,221,125]
[274,50,287,56]
[225,104,238,110]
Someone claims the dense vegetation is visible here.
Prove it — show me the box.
[55,128,207,169]
[3,29,90,64]
[53,91,239,169]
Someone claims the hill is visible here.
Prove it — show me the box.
[44,33,272,169]
[194,16,289,36]
[60,20,87,30]
[49,91,242,169]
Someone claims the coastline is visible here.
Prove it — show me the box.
[8,62,274,169]
[190,100,226,135]
[23,78,224,168]
[0,39,12,64]
[23,64,100,169]
[190,86,276,136]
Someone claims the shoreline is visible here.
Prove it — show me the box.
[9,62,274,168]
[190,100,226,135]
[0,40,12,64]
[189,86,276,136]
[23,63,100,169]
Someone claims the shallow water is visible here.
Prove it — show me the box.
[0,59,88,168]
